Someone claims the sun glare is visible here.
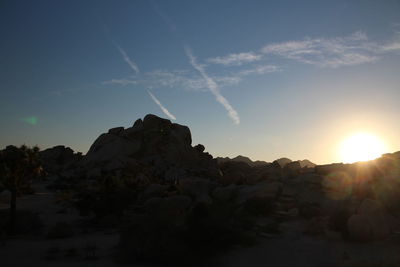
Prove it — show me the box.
[340,132,387,163]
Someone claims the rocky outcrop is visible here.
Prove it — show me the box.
[40,114,400,253]
[217,155,268,167]
[82,114,220,181]
[40,145,82,175]
[273,157,292,168]
[272,158,316,169]
[347,199,398,241]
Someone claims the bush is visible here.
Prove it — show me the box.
[74,175,140,220]
[118,200,256,266]
[118,214,187,265]
[243,197,274,216]
[0,209,42,235]
[299,202,321,219]
[64,247,79,257]
[329,207,352,238]
[47,222,74,239]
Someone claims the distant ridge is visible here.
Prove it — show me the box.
[216,155,268,167]
[216,155,316,168]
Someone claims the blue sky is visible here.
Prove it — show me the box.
[1,0,400,164]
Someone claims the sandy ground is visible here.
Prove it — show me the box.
[216,223,400,267]
[0,181,124,267]
[1,181,400,267]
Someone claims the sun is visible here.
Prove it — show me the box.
[340,132,387,163]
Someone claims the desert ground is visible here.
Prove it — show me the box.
[1,180,400,267]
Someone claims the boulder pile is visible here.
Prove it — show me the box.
[38,114,400,263]
[83,114,219,182]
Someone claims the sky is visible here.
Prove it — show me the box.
[1,0,400,164]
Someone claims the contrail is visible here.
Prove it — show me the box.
[114,42,140,74]
[184,46,240,124]
[147,90,177,120]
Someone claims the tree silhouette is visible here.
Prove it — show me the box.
[0,145,43,233]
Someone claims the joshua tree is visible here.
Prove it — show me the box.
[0,145,43,232]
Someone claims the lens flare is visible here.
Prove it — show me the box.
[20,116,38,125]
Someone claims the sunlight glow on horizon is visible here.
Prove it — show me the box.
[339,132,388,163]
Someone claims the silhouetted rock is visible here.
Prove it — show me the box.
[40,145,82,175]
[235,181,282,206]
[299,159,316,168]
[347,199,397,241]
[216,155,268,167]
[144,195,192,226]
[283,161,302,174]
[83,114,220,181]
[194,144,205,153]
[108,126,124,135]
[140,184,169,201]
[212,184,238,202]
[178,177,213,204]
[315,163,349,175]
[273,157,292,168]
[35,112,400,262]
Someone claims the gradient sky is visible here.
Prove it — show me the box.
[1,0,400,164]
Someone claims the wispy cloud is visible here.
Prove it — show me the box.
[103,31,400,122]
[102,68,255,92]
[185,46,240,124]
[238,65,280,76]
[261,31,379,68]
[114,42,140,74]
[144,70,206,90]
[210,31,400,69]
[150,0,177,33]
[102,78,137,86]
[381,41,400,52]
[207,52,262,66]
[379,32,400,52]
[147,90,176,120]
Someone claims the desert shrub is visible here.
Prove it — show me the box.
[256,219,281,235]
[0,209,42,235]
[304,217,327,236]
[299,202,321,219]
[74,175,140,221]
[118,214,187,265]
[0,192,10,204]
[243,197,274,216]
[118,200,256,266]
[83,242,98,260]
[64,247,79,257]
[45,245,61,260]
[329,207,352,238]
[47,222,74,239]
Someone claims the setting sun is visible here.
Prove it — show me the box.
[340,132,387,163]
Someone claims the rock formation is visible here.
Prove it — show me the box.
[36,113,400,262]
[39,145,82,175]
[82,114,220,182]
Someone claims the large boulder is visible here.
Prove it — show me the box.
[140,184,169,201]
[85,133,141,164]
[219,161,253,185]
[81,114,220,180]
[283,161,302,176]
[40,145,82,174]
[273,157,292,168]
[212,184,238,202]
[144,196,192,226]
[347,199,398,241]
[178,177,213,203]
[235,181,282,206]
